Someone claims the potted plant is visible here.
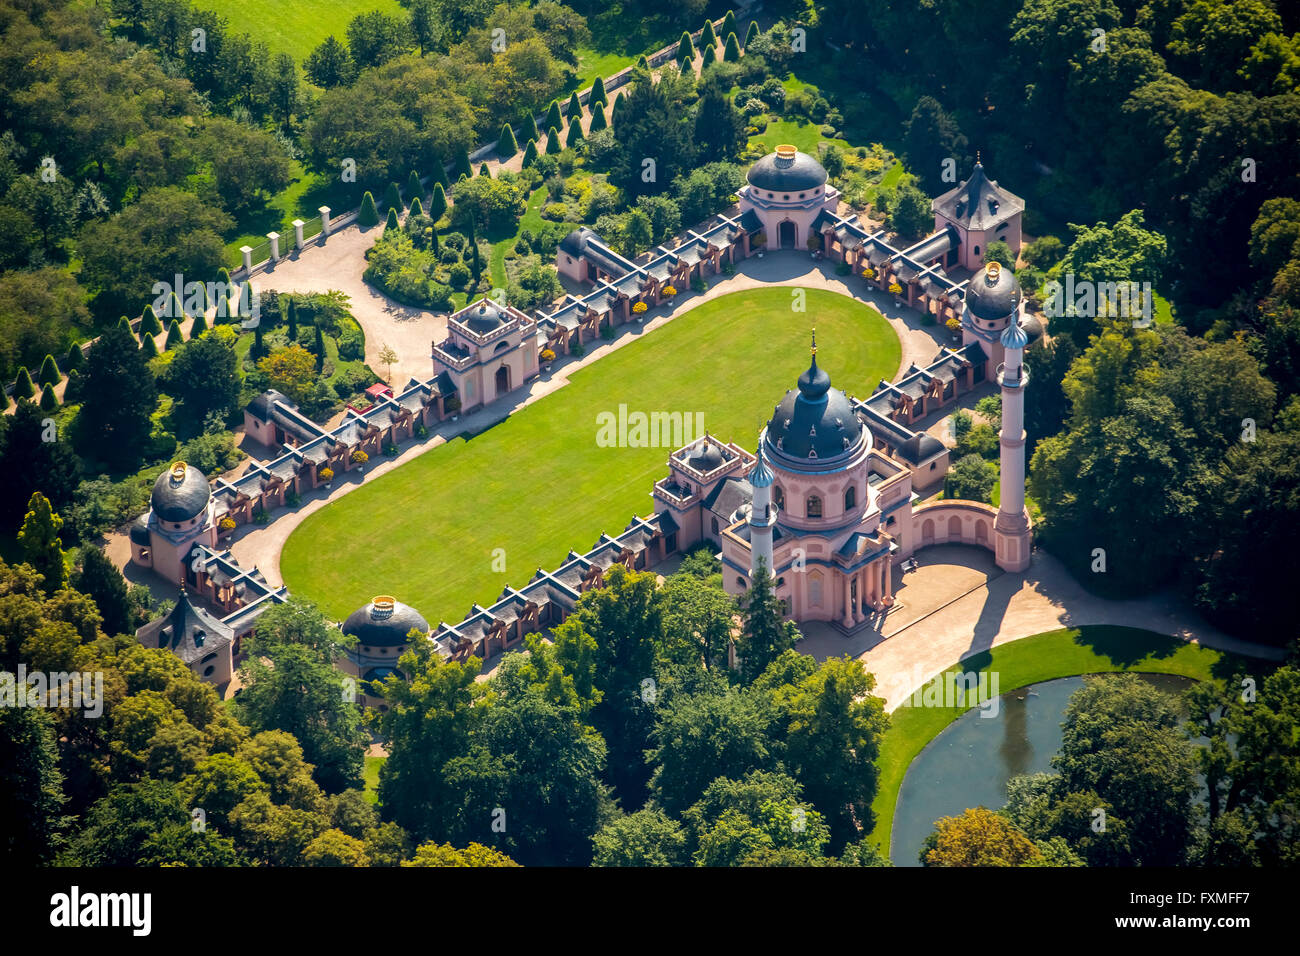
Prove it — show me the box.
[319,466,335,487]
[661,284,677,303]
[632,301,648,323]
[218,515,237,536]
[540,347,556,370]
[351,448,369,466]
[863,266,876,280]
[888,281,903,305]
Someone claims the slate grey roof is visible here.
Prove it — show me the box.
[703,476,754,517]
[135,590,234,665]
[342,597,430,647]
[932,162,1024,231]
[747,148,828,192]
[965,262,1022,320]
[151,462,211,522]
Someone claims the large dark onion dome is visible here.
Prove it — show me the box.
[343,596,429,647]
[765,333,864,461]
[151,461,211,522]
[747,145,828,193]
[964,260,1022,321]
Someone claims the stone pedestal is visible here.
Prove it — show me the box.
[319,207,331,239]
[267,232,280,262]
[240,246,253,273]
[292,219,305,250]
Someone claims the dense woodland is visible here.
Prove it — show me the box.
[0,0,1298,866]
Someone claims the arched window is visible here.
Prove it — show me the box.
[774,485,785,510]
[844,485,857,510]
[806,495,822,518]
[711,517,719,535]
[737,576,748,588]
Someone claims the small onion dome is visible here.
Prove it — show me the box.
[896,433,946,465]
[965,261,1022,321]
[343,595,429,647]
[747,145,828,193]
[1020,314,1044,346]
[463,300,508,333]
[150,461,211,523]
[687,439,726,472]
[559,227,595,256]
[129,515,151,545]
[749,446,775,488]
[1001,318,1029,350]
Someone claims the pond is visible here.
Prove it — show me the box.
[890,673,1196,867]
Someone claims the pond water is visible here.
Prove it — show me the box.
[889,673,1195,867]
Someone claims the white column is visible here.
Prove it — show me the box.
[292,219,305,250]
[267,232,280,262]
[319,206,331,239]
[240,245,253,273]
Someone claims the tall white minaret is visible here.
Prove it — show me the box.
[748,436,777,582]
[993,312,1032,572]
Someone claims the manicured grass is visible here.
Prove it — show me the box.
[281,287,900,623]
[488,186,548,292]
[867,625,1276,856]
[224,161,366,270]
[221,0,408,61]
[749,118,851,157]
[363,755,384,805]
[574,47,636,91]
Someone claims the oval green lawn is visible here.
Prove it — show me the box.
[281,287,900,623]
[868,625,1278,857]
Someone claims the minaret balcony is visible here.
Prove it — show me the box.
[995,363,1030,388]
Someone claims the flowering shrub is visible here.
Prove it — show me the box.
[632,301,648,314]
[351,449,369,464]
[318,467,335,483]
[888,282,903,296]
[945,317,961,333]
[540,347,556,362]
[218,516,237,533]
[863,266,876,279]
[661,285,677,297]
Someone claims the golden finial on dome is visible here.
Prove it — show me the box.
[811,327,817,356]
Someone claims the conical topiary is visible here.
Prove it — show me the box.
[701,20,716,49]
[566,116,584,149]
[164,320,183,350]
[13,366,35,400]
[410,196,424,218]
[64,343,82,372]
[117,315,133,336]
[566,90,582,120]
[676,31,695,64]
[519,108,539,144]
[455,147,473,180]
[479,162,491,178]
[498,122,518,156]
[430,153,449,188]
[287,297,298,338]
[39,384,58,412]
[589,103,608,132]
[522,138,538,168]
[190,309,207,337]
[701,44,716,68]
[722,10,737,42]
[314,325,325,372]
[724,32,741,62]
[744,20,759,48]
[169,291,186,323]
[38,353,59,386]
[636,54,648,69]
[613,92,626,117]
[589,74,607,109]
[545,99,563,136]
[546,127,562,154]
[407,170,423,206]
[385,206,400,231]
[384,181,402,211]
[430,182,448,221]
[141,304,163,335]
[359,191,379,227]
[140,332,159,358]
